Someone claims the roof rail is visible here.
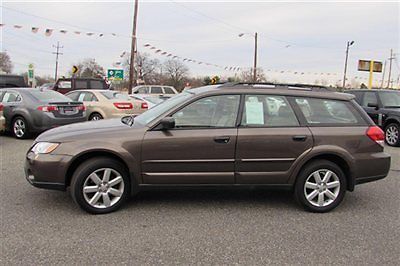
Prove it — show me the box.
[219,82,333,91]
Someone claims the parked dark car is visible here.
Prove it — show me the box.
[0,88,86,139]
[346,89,400,146]
[25,83,390,214]
[0,74,27,88]
[52,78,109,94]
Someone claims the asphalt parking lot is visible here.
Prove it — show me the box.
[1,134,399,265]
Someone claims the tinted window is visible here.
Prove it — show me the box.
[173,95,240,128]
[29,90,71,102]
[163,87,175,94]
[379,91,400,107]
[347,91,363,105]
[90,80,105,89]
[241,95,299,127]
[2,91,22,103]
[362,92,378,107]
[57,81,71,89]
[75,80,87,89]
[295,97,361,124]
[0,76,26,88]
[151,87,163,94]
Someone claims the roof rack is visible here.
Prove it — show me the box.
[219,82,333,92]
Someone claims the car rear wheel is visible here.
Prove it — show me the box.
[89,113,103,121]
[70,157,130,214]
[295,160,346,213]
[12,116,30,139]
[385,123,400,147]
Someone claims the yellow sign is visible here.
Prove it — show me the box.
[72,65,79,74]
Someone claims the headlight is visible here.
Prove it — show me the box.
[31,142,59,154]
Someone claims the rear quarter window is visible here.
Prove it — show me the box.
[294,97,366,126]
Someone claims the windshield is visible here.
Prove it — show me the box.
[29,90,72,102]
[134,92,193,125]
[380,91,400,107]
[100,91,131,100]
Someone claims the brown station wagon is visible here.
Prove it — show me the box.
[25,83,391,214]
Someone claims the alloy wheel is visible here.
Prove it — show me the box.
[385,125,399,145]
[82,168,125,209]
[13,118,25,138]
[90,114,103,121]
[303,169,340,207]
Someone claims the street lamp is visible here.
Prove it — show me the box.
[239,32,258,82]
[343,40,355,89]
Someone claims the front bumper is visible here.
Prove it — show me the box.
[24,151,72,191]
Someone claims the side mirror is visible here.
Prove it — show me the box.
[133,91,139,94]
[367,103,379,110]
[159,117,175,130]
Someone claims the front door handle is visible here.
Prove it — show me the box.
[292,135,307,142]
[214,136,230,144]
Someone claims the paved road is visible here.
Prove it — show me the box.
[1,134,399,265]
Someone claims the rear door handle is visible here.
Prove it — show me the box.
[292,135,307,142]
[214,136,230,144]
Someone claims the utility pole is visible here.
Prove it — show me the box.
[128,0,139,94]
[342,40,354,89]
[387,49,394,89]
[380,60,387,89]
[52,42,63,81]
[253,32,258,82]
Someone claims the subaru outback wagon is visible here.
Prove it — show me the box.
[25,83,391,214]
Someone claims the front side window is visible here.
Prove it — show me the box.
[241,95,299,127]
[163,87,175,94]
[66,91,80,101]
[295,97,361,125]
[57,81,71,89]
[172,95,240,128]
[379,91,400,108]
[362,92,378,107]
[137,87,149,94]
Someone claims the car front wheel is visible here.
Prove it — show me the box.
[385,123,400,147]
[70,157,130,214]
[295,160,346,213]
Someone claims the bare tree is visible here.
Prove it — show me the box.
[163,59,189,91]
[70,58,105,78]
[121,52,161,84]
[0,52,13,73]
[239,68,266,82]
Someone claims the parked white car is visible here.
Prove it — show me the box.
[129,94,169,109]
[132,85,178,96]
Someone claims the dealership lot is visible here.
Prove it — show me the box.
[1,135,399,265]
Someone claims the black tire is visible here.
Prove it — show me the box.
[12,116,30,139]
[70,157,131,214]
[384,123,400,147]
[294,160,347,213]
[89,113,103,121]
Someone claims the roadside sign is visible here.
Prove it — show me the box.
[107,69,124,81]
[28,64,34,85]
[358,60,382,72]
[72,65,79,74]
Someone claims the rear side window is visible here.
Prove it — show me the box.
[2,91,22,103]
[151,87,163,94]
[66,91,80,101]
[163,87,175,94]
[294,97,363,125]
[362,92,378,107]
[137,87,149,94]
[241,95,299,127]
[90,80,105,89]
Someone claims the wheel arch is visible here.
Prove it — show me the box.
[292,153,354,191]
[383,117,400,129]
[65,150,138,194]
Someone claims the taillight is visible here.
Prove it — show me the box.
[0,104,3,111]
[366,126,385,146]
[37,105,57,112]
[77,105,86,111]
[113,102,133,109]
[141,102,148,109]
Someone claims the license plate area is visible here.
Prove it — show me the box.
[59,106,78,115]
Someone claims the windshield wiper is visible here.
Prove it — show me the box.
[121,115,135,127]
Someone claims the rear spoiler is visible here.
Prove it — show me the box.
[48,101,84,105]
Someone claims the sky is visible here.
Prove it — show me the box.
[1,0,399,87]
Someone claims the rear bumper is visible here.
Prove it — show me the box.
[354,152,391,186]
[31,115,86,133]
